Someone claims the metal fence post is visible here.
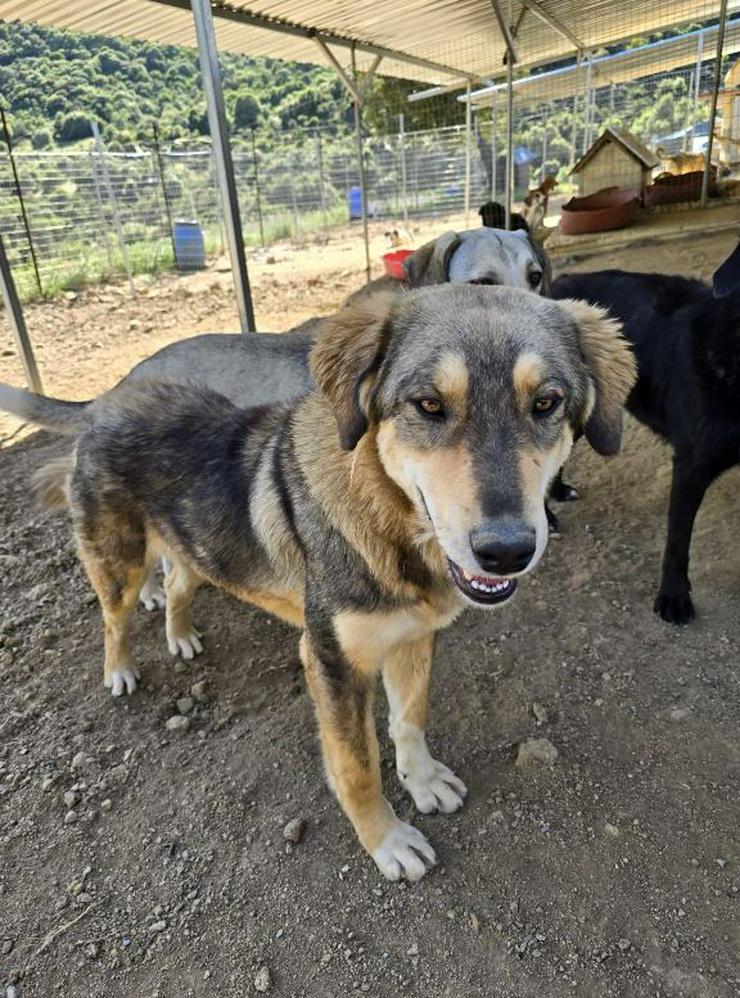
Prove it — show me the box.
[89,150,114,274]
[464,84,472,226]
[1,107,42,297]
[399,113,408,224]
[250,127,265,248]
[0,235,43,394]
[351,45,371,285]
[316,129,328,229]
[151,122,178,265]
[505,54,514,229]
[491,94,498,201]
[91,122,134,295]
[290,150,300,234]
[701,0,728,206]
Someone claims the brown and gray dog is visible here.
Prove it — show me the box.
[5,286,634,881]
[3,227,552,612]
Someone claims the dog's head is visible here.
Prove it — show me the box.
[311,286,636,608]
[404,227,551,295]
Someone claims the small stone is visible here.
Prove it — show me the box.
[173,661,187,674]
[254,965,272,992]
[176,696,194,715]
[149,920,167,933]
[63,790,80,808]
[71,752,88,771]
[515,737,558,768]
[101,798,112,812]
[64,810,78,825]
[191,680,208,702]
[7,987,18,998]
[617,938,631,951]
[716,858,727,869]
[41,775,56,792]
[1,939,13,955]
[283,818,306,844]
[165,715,191,733]
[604,822,620,838]
[532,702,549,724]
[77,892,93,905]
[469,912,480,933]
[84,942,99,959]
[669,707,691,722]
[406,942,419,957]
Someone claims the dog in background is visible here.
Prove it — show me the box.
[553,263,740,624]
[654,147,713,177]
[384,227,413,248]
[522,175,558,236]
[478,200,530,232]
[1,286,635,880]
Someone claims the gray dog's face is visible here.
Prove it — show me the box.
[448,228,545,292]
[403,228,550,296]
[311,286,635,610]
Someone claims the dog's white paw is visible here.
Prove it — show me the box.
[105,667,140,697]
[139,582,166,612]
[399,757,468,815]
[372,820,437,882]
[167,630,203,660]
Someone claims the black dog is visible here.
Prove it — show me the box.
[478,200,529,232]
[552,268,740,624]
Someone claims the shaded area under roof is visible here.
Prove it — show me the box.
[465,18,740,107]
[3,0,740,86]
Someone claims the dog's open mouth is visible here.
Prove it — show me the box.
[447,560,518,606]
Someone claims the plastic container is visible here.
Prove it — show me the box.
[173,220,206,271]
[559,189,639,235]
[644,171,704,207]
[382,249,414,279]
[348,186,363,220]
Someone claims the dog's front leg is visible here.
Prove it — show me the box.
[300,633,437,882]
[383,637,467,814]
[654,455,712,624]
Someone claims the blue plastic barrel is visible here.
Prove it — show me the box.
[348,185,363,220]
[173,220,205,271]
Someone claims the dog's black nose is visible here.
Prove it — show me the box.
[469,522,537,575]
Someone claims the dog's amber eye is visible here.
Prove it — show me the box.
[417,398,444,417]
[533,393,561,417]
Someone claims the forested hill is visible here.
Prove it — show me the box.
[0,19,360,149]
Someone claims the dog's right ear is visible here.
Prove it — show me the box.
[402,231,460,286]
[310,293,395,451]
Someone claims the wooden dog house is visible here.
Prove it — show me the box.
[570,128,659,197]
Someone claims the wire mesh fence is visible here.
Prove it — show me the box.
[0,5,738,302]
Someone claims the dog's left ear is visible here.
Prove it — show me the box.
[310,293,395,451]
[524,232,552,295]
[402,231,460,286]
[558,298,637,456]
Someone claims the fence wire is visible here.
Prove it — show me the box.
[1,9,738,301]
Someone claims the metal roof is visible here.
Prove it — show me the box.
[3,0,740,86]
[465,19,740,106]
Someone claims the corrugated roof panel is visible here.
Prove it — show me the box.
[2,0,738,86]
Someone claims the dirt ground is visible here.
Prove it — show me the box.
[0,219,738,998]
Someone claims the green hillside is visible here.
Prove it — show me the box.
[0,19,360,149]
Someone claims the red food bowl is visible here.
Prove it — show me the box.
[382,249,414,279]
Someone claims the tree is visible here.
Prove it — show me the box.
[233,94,261,130]
[54,111,91,143]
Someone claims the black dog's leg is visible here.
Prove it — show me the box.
[549,468,579,503]
[654,456,712,625]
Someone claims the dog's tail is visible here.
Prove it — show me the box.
[0,383,91,435]
[32,453,75,511]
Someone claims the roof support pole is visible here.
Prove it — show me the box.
[701,0,728,207]
[505,49,514,229]
[0,235,43,394]
[191,0,255,332]
[689,31,704,150]
[351,45,372,284]
[464,82,472,226]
